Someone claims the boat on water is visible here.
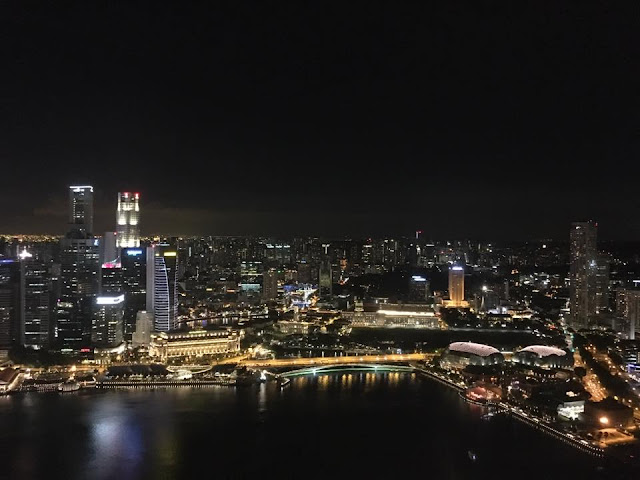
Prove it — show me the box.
[58,381,80,393]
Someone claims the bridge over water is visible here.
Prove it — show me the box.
[239,352,434,369]
[279,363,416,378]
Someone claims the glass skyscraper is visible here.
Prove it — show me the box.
[146,244,179,332]
[116,192,140,248]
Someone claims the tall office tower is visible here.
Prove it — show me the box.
[569,221,598,329]
[68,185,94,237]
[19,252,51,349]
[595,255,610,314]
[101,232,119,267]
[318,257,332,296]
[409,275,430,302]
[262,268,278,300]
[92,294,124,347]
[121,247,147,340]
[58,237,101,350]
[623,289,640,340]
[131,310,153,347]
[101,264,123,295]
[146,244,179,332]
[59,185,100,351]
[0,259,18,357]
[448,265,465,306]
[116,192,140,248]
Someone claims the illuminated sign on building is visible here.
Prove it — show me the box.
[96,294,125,305]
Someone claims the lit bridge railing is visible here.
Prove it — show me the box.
[280,363,416,378]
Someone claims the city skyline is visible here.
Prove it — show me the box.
[3,3,640,240]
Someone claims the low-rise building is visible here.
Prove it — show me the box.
[439,342,504,370]
[513,345,573,369]
[149,329,240,361]
[344,302,438,328]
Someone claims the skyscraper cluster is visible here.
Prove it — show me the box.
[0,185,184,359]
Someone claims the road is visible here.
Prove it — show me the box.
[238,353,435,368]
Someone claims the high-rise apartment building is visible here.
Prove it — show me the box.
[569,221,598,329]
[116,192,140,248]
[147,244,179,332]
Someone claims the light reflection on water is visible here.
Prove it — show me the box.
[0,371,603,479]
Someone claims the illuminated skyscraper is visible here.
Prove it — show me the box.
[19,251,51,349]
[92,294,124,347]
[58,237,100,350]
[448,265,465,306]
[68,185,94,237]
[116,192,140,248]
[121,247,147,340]
[409,275,430,302]
[59,185,100,351]
[146,244,179,332]
[570,221,598,329]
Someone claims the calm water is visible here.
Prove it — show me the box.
[0,372,616,479]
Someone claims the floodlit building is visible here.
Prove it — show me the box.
[513,345,573,369]
[343,302,438,328]
[116,192,140,248]
[440,342,504,369]
[149,329,240,361]
[447,265,465,307]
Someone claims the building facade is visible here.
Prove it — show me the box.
[147,244,179,332]
[92,294,125,347]
[448,265,465,306]
[569,221,598,329]
[116,192,140,248]
[149,329,240,360]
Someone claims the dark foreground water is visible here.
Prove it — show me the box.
[0,372,624,479]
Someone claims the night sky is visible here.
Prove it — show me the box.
[2,3,639,239]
